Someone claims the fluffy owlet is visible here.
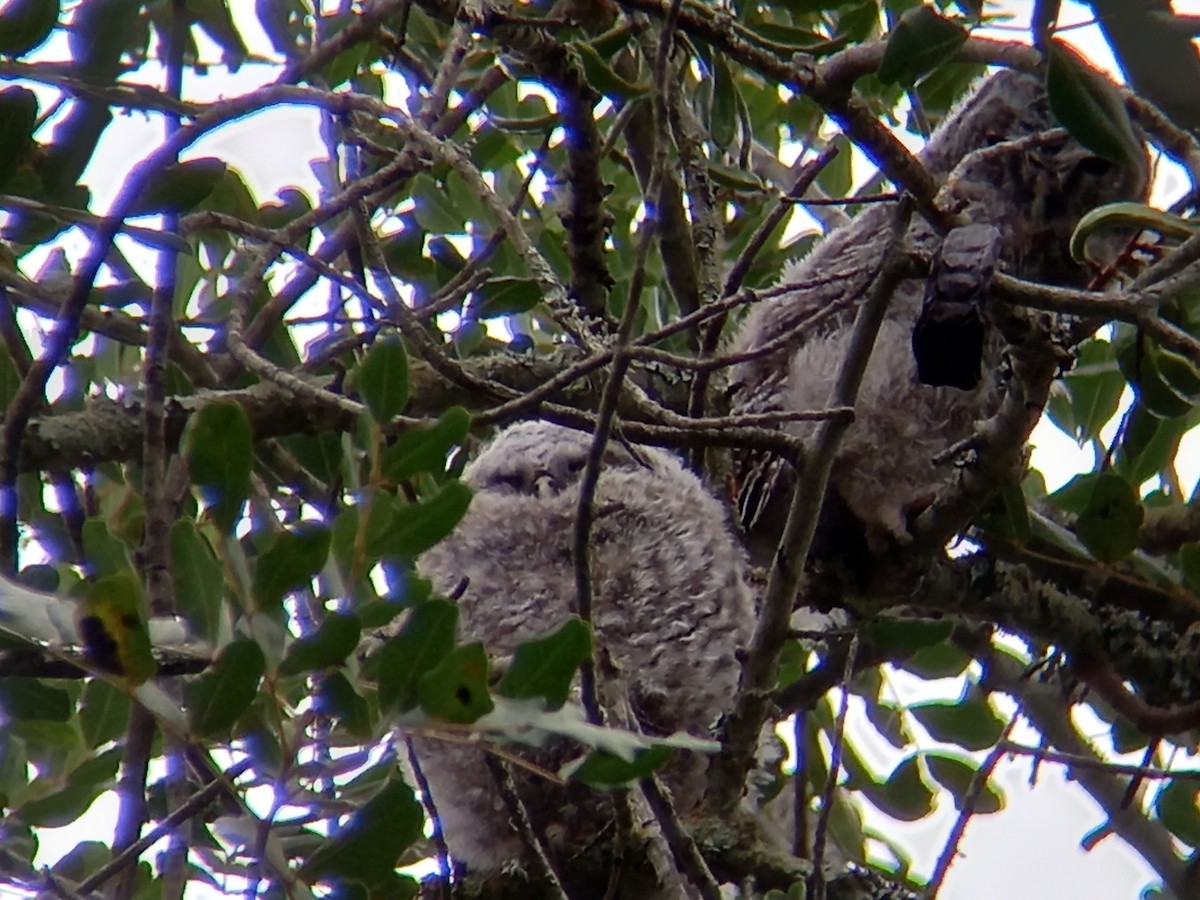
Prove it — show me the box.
[411,421,755,893]
[727,68,1148,558]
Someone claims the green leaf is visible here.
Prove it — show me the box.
[78,574,156,684]
[497,617,592,710]
[871,755,935,822]
[866,618,952,653]
[568,745,672,788]
[258,187,312,229]
[0,342,22,410]
[1154,780,1200,847]
[252,523,331,614]
[79,678,130,747]
[864,699,908,750]
[0,0,59,56]
[1074,473,1145,563]
[1179,543,1200,594]
[17,747,121,828]
[368,481,473,559]
[1046,338,1126,445]
[909,695,1004,751]
[356,335,409,424]
[279,613,361,676]
[417,642,494,724]
[170,520,224,643]
[411,174,464,234]
[127,158,229,216]
[877,6,967,88]
[375,599,458,713]
[0,679,72,722]
[0,87,37,191]
[1046,39,1143,167]
[81,518,133,577]
[899,640,971,680]
[475,277,543,318]
[186,639,265,737]
[1070,202,1196,264]
[49,841,113,883]
[817,136,853,199]
[299,779,422,895]
[183,400,253,534]
[18,778,110,828]
[1117,327,1199,420]
[706,160,767,192]
[574,41,650,99]
[381,407,470,482]
[1114,403,1189,486]
[315,671,372,739]
[195,166,259,226]
[926,751,1003,813]
[188,0,247,71]
[710,54,738,148]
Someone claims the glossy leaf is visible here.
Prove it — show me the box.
[909,694,1005,752]
[279,612,361,676]
[1070,202,1196,264]
[926,752,1003,814]
[417,642,494,724]
[0,679,72,722]
[315,671,372,739]
[1074,473,1144,563]
[0,87,37,190]
[169,520,224,643]
[252,523,331,614]
[878,6,967,88]
[1047,338,1126,446]
[497,617,592,710]
[78,574,156,684]
[79,678,130,747]
[871,755,935,822]
[0,0,59,56]
[574,41,650,99]
[356,335,410,425]
[866,617,952,653]
[128,158,229,216]
[382,406,470,482]
[81,517,133,577]
[376,599,458,713]
[368,481,472,559]
[568,745,672,787]
[1046,39,1142,167]
[299,779,422,894]
[475,277,543,318]
[183,400,253,534]
[186,640,266,737]
[1154,780,1200,847]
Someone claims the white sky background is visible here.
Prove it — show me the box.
[5,1,1200,898]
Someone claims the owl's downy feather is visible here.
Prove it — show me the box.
[728,68,1148,553]
[413,422,755,886]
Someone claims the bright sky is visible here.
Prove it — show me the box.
[4,1,1200,899]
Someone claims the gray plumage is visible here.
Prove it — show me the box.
[728,68,1148,552]
[413,421,755,885]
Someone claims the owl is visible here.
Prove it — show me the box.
[727,68,1148,557]
[412,421,756,894]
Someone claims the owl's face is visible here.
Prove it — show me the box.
[464,422,644,497]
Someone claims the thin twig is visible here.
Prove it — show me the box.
[809,633,857,900]
[925,710,1020,899]
[76,759,255,895]
[710,197,915,813]
[639,774,722,900]
[483,756,571,900]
